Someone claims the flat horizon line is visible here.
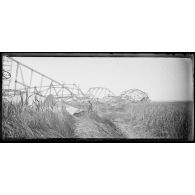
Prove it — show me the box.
[151,100,193,102]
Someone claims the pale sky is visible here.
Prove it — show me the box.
[11,57,193,101]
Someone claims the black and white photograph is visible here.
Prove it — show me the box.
[1,53,194,142]
[1,1,195,195]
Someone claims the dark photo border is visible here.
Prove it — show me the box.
[1,52,194,143]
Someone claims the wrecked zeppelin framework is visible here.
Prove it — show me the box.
[2,56,86,104]
[2,56,150,107]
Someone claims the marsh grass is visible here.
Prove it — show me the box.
[2,100,75,139]
[2,96,193,140]
[99,101,193,139]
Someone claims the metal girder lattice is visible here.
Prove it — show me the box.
[121,89,150,102]
[86,87,115,101]
[2,57,12,88]
[2,56,86,104]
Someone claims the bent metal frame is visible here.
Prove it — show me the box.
[2,56,118,106]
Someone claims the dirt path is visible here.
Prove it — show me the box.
[112,119,154,139]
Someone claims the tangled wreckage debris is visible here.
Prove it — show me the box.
[3,56,151,117]
[121,89,150,103]
[73,89,150,117]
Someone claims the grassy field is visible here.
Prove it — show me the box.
[97,101,193,139]
[2,99,193,140]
